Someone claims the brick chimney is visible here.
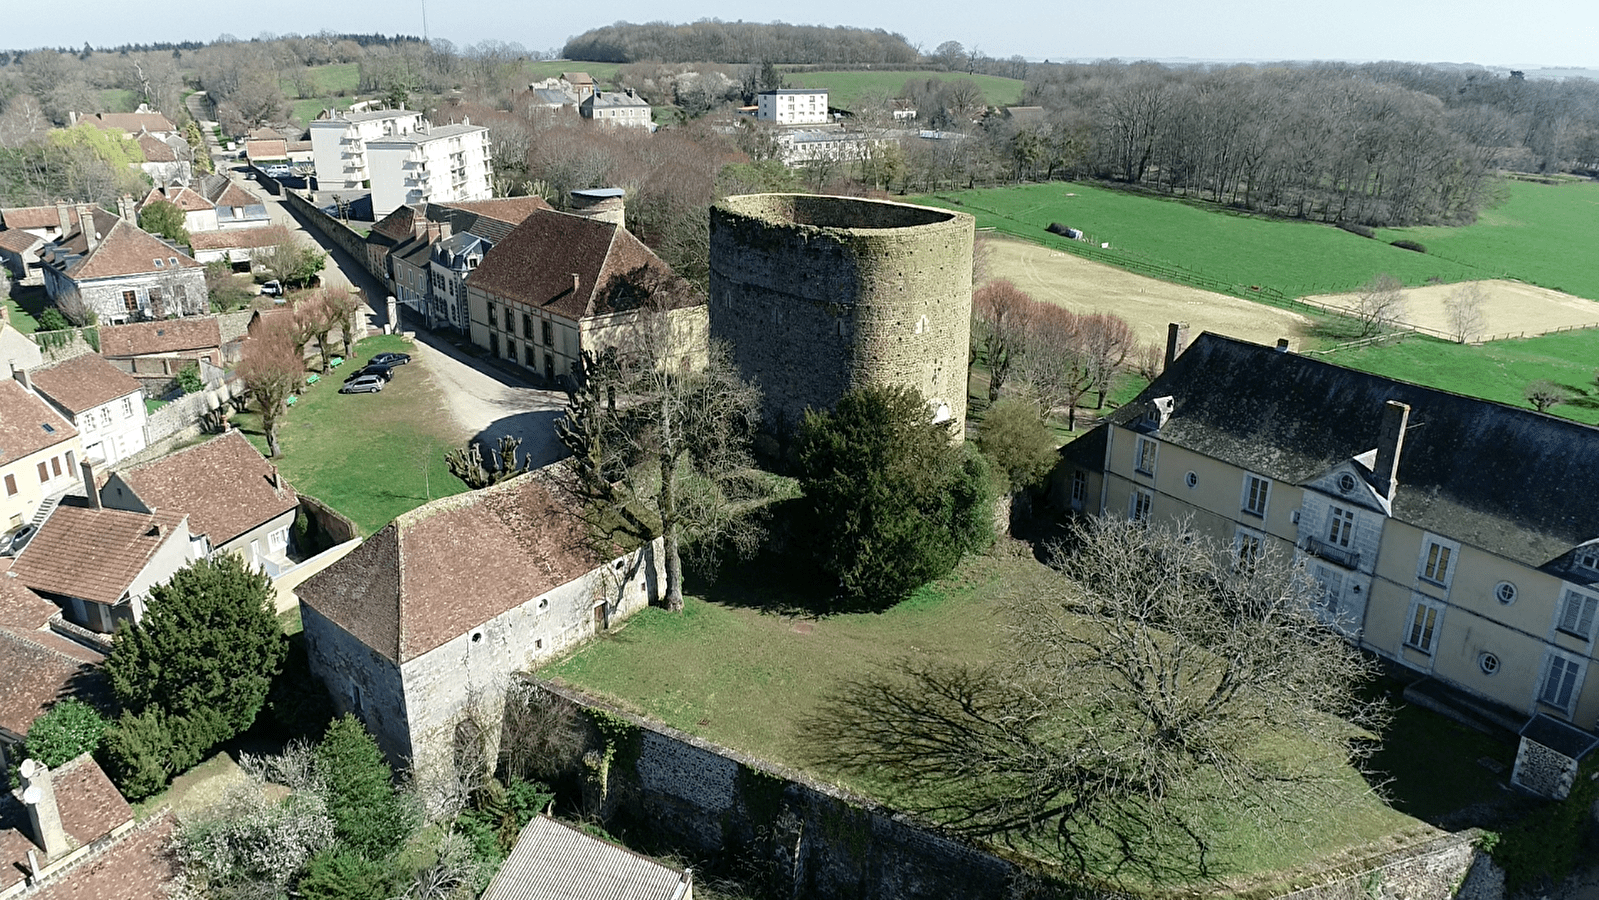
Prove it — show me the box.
[1163,322,1189,373]
[55,200,72,237]
[269,465,282,492]
[1373,400,1410,501]
[437,221,452,240]
[76,204,98,250]
[82,459,102,510]
[412,215,428,239]
[18,759,71,859]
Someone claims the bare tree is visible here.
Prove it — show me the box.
[1443,281,1487,343]
[1353,273,1406,337]
[1012,305,1094,430]
[237,321,303,457]
[971,278,1035,402]
[809,516,1386,882]
[319,286,365,359]
[1079,312,1136,408]
[1525,379,1568,413]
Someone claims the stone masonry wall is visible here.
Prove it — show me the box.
[708,194,974,438]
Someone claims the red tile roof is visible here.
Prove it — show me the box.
[141,185,213,213]
[28,354,142,415]
[9,499,188,606]
[136,133,178,163]
[31,811,176,900]
[188,226,281,252]
[0,229,44,253]
[51,213,202,281]
[98,317,221,357]
[112,431,297,548]
[0,628,107,741]
[298,472,603,663]
[207,182,263,210]
[445,196,552,225]
[0,206,87,231]
[0,755,133,896]
[0,559,59,632]
[0,379,78,462]
[88,111,176,134]
[467,208,697,321]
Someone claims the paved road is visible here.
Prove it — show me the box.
[187,97,569,469]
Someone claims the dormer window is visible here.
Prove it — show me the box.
[169,257,178,266]
[153,258,164,267]
[1576,548,1599,572]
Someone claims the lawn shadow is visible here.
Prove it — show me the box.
[469,410,567,471]
[685,543,840,620]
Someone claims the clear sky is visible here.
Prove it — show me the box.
[10,0,1597,70]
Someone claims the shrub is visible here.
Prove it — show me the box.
[315,715,416,859]
[99,709,174,800]
[175,783,334,897]
[976,398,1057,493]
[298,848,397,900]
[1491,758,1599,892]
[36,308,70,331]
[1390,239,1427,253]
[1337,222,1376,238]
[175,363,204,394]
[24,699,108,767]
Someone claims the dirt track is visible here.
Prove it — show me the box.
[985,238,1316,348]
[1303,279,1599,341]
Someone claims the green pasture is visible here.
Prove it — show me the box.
[1381,179,1599,301]
[98,88,139,113]
[786,69,1025,109]
[914,183,1479,301]
[524,60,623,86]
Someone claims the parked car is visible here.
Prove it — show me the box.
[264,165,293,178]
[368,352,411,367]
[260,279,284,297]
[339,375,385,394]
[0,524,36,557]
[343,364,393,383]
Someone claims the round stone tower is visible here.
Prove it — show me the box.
[708,194,975,438]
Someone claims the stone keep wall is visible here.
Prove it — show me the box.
[708,194,974,438]
[302,600,414,766]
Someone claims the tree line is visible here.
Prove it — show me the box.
[562,21,920,66]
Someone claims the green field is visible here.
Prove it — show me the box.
[524,60,623,86]
[98,88,139,113]
[1381,179,1599,300]
[539,552,1509,888]
[1328,329,1599,425]
[232,334,468,535]
[914,183,1480,301]
[786,69,1025,110]
[290,98,350,127]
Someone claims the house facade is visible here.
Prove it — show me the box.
[0,229,47,285]
[139,185,218,234]
[135,131,192,187]
[464,207,706,385]
[1055,332,1599,755]
[757,89,830,125]
[297,472,663,785]
[366,122,493,218]
[97,316,225,372]
[0,379,82,531]
[309,107,425,191]
[26,354,146,466]
[37,207,208,325]
[580,90,652,129]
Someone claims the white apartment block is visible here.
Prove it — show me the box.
[757,89,830,125]
[309,107,425,191]
[367,122,494,218]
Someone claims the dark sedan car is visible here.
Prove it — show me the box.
[343,364,394,383]
[369,352,411,367]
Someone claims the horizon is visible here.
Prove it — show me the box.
[3,1,1596,72]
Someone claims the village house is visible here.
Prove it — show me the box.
[1056,330,1599,795]
[72,106,178,139]
[465,202,707,384]
[138,185,217,234]
[0,380,82,532]
[0,230,47,286]
[187,226,280,270]
[8,479,198,635]
[23,354,146,466]
[0,561,108,779]
[197,174,271,230]
[100,430,299,575]
[37,206,208,325]
[482,816,694,900]
[297,470,663,786]
[580,90,653,129]
[365,120,494,218]
[0,203,94,245]
[134,131,192,187]
[97,316,226,378]
[308,106,425,191]
[562,72,597,102]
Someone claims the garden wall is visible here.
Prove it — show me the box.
[280,188,385,282]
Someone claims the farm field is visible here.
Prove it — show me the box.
[524,60,623,85]
[282,63,362,126]
[542,551,1509,890]
[915,183,1480,300]
[1381,179,1599,301]
[1304,279,1599,341]
[785,69,1025,109]
[987,237,1316,348]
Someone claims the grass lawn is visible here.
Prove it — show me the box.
[4,284,49,334]
[1330,329,1599,426]
[231,334,469,535]
[525,60,623,85]
[915,183,1480,301]
[1380,179,1599,301]
[289,97,350,127]
[784,70,1025,109]
[539,551,1489,888]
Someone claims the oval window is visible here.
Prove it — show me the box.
[1337,473,1357,494]
[1185,471,1198,489]
[1494,582,1517,604]
[1479,652,1500,675]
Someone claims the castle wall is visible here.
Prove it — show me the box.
[708,194,974,438]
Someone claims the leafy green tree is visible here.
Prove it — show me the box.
[796,385,994,606]
[976,397,1057,492]
[137,198,190,250]
[98,708,173,801]
[315,715,416,859]
[24,699,107,767]
[298,848,397,900]
[176,362,204,394]
[35,308,70,331]
[105,555,287,742]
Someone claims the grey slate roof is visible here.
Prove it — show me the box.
[481,816,690,900]
[1104,332,1599,572]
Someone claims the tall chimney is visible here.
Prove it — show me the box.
[1373,400,1410,501]
[12,362,31,392]
[1163,322,1189,373]
[1275,338,1290,353]
[19,759,71,859]
[55,200,72,237]
[269,465,282,492]
[571,273,581,295]
[118,193,136,223]
[82,459,101,510]
[437,221,452,240]
[76,204,97,250]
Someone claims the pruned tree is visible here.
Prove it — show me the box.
[320,286,366,359]
[237,319,303,457]
[256,226,328,290]
[1353,273,1406,337]
[809,516,1386,881]
[556,303,763,612]
[446,436,531,489]
[1443,281,1487,343]
[971,278,1035,402]
[1525,379,1568,413]
[297,292,335,373]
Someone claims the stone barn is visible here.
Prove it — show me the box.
[708,194,975,438]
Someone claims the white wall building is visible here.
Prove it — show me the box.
[25,354,146,467]
[309,107,425,191]
[757,89,830,125]
[580,90,652,129]
[366,122,493,218]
